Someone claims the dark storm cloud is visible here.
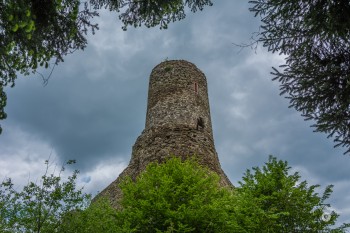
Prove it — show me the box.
[4,55,148,169]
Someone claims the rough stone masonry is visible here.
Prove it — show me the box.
[96,60,232,207]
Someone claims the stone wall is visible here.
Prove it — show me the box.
[146,60,212,135]
[95,60,232,208]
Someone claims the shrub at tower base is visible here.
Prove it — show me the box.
[116,157,235,232]
[61,156,237,232]
[61,156,349,233]
[2,157,349,232]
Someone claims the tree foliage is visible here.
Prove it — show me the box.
[233,155,350,232]
[59,156,237,233]
[0,0,212,134]
[0,84,6,134]
[90,0,213,30]
[1,156,349,232]
[116,156,236,232]
[0,160,90,233]
[249,0,350,154]
[0,0,99,133]
[58,198,123,233]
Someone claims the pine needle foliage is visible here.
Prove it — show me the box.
[249,0,350,154]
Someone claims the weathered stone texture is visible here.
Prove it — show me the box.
[146,60,213,137]
[96,60,232,207]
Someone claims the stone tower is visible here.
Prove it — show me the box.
[97,60,231,207]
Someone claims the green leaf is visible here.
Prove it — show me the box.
[12,24,19,32]
[19,21,27,28]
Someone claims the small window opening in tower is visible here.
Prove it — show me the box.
[194,82,198,94]
[196,117,205,130]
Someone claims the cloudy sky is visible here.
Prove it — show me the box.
[1,1,350,225]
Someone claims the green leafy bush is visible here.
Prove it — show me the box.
[0,160,90,233]
[232,155,350,232]
[117,156,236,232]
[1,156,348,232]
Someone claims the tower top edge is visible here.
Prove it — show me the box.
[151,60,206,80]
[154,59,195,66]
[152,59,198,70]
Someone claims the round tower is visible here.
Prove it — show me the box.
[96,60,231,207]
[145,60,213,137]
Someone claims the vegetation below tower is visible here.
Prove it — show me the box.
[1,156,349,232]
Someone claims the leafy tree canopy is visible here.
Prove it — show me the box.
[59,156,237,233]
[90,0,213,30]
[0,159,90,233]
[233,155,350,232]
[58,197,122,233]
[62,156,349,232]
[0,0,99,134]
[248,0,350,154]
[116,156,236,232]
[1,156,349,232]
[0,0,213,134]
